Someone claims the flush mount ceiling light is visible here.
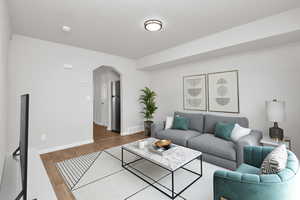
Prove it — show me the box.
[144,19,163,32]
[62,25,72,32]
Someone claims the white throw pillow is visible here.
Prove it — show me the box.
[230,124,251,142]
[165,116,174,130]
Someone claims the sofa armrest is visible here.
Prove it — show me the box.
[236,130,263,167]
[151,121,165,138]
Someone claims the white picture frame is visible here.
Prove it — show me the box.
[183,74,207,111]
[208,70,239,113]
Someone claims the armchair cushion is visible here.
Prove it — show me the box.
[236,164,260,175]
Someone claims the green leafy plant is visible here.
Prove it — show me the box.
[139,87,158,121]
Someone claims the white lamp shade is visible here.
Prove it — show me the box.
[266,100,286,122]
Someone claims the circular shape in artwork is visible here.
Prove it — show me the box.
[217,78,228,84]
[187,79,201,87]
[215,98,230,106]
[217,85,228,96]
[188,88,201,97]
[187,98,201,107]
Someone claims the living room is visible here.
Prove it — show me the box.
[1,0,300,200]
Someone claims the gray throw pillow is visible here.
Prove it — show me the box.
[260,144,288,174]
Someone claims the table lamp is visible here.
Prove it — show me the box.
[266,99,286,140]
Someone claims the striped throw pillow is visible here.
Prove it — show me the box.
[260,144,288,174]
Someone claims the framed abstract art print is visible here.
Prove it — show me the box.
[208,70,239,113]
[183,74,207,111]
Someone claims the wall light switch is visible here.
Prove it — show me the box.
[63,64,73,69]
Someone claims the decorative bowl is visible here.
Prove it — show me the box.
[154,140,172,148]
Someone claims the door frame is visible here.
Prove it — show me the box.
[92,66,123,134]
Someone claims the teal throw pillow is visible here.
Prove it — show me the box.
[172,116,189,130]
[215,122,235,141]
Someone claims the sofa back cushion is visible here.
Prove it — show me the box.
[174,112,204,132]
[204,114,249,134]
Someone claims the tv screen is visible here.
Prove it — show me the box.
[13,94,29,200]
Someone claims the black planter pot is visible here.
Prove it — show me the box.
[144,121,153,137]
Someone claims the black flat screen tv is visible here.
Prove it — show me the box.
[13,94,29,200]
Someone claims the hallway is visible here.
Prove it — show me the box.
[93,123,121,141]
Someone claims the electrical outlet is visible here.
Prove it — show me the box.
[41,134,47,141]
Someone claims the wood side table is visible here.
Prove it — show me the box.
[260,136,292,150]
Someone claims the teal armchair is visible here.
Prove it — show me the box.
[214,146,299,200]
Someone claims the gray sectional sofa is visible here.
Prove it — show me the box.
[151,112,263,170]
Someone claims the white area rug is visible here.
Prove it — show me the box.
[56,145,224,200]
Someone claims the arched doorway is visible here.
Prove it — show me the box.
[93,66,121,140]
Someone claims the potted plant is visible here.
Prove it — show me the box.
[139,87,158,136]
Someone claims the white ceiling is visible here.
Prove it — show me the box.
[8,0,300,59]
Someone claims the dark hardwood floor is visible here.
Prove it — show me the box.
[40,124,146,200]
[93,122,121,141]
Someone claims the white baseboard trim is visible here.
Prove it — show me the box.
[94,121,106,126]
[38,139,94,155]
[121,125,144,136]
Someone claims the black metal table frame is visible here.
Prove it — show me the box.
[121,147,203,199]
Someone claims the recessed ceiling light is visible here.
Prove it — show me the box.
[62,26,72,32]
[144,19,163,32]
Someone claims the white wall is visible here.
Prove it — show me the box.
[0,0,11,183]
[149,42,300,156]
[7,35,149,153]
[93,66,120,129]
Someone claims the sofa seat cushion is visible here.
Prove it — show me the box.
[156,129,201,147]
[188,134,236,161]
[237,164,260,175]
